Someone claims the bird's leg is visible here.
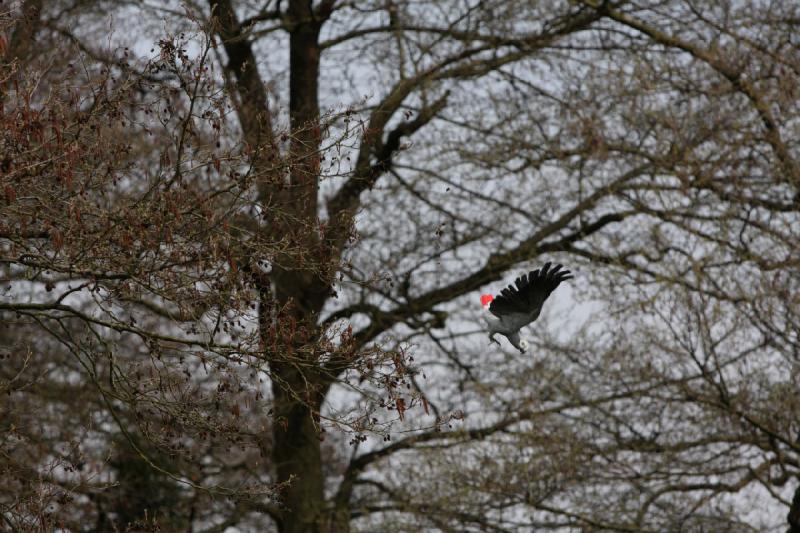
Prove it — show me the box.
[488,333,502,347]
[518,339,529,354]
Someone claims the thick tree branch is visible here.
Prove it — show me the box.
[209,0,274,151]
[325,7,603,257]
[330,164,646,361]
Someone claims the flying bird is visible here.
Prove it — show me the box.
[481,262,573,353]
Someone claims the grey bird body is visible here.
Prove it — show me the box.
[482,263,573,353]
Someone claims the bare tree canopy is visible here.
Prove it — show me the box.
[1,0,799,531]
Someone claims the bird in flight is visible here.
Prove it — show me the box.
[480,262,573,353]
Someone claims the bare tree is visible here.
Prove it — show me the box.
[1,0,799,531]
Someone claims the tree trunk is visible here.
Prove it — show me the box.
[271,363,326,533]
[210,2,329,526]
[269,6,328,527]
[788,481,800,533]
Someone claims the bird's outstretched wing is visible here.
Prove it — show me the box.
[489,263,573,321]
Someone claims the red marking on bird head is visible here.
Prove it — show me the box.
[480,294,494,307]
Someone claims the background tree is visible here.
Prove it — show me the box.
[1,0,799,531]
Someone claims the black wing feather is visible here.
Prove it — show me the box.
[489,262,573,318]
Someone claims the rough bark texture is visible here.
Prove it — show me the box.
[271,366,326,533]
